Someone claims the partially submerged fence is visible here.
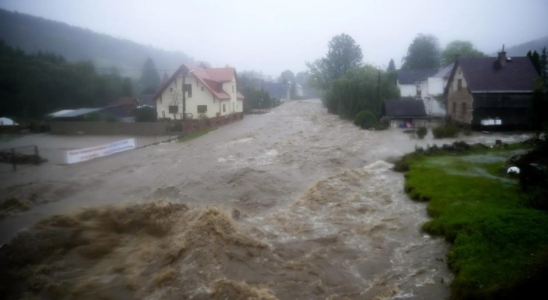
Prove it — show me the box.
[51,122,169,136]
[182,113,243,134]
[0,145,46,171]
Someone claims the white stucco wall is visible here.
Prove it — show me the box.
[156,73,243,119]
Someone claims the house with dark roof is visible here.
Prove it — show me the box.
[153,64,245,119]
[445,48,540,128]
[382,98,430,128]
[397,69,438,97]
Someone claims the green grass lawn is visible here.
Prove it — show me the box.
[177,128,216,143]
[403,147,548,299]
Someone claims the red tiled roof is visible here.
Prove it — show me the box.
[153,64,244,101]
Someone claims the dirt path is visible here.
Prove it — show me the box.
[0,100,530,299]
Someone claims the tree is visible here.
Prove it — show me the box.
[139,57,161,91]
[122,78,133,96]
[239,70,262,90]
[325,33,363,82]
[306,58,330,90]
[402,34,441,70]
[528,51,542,75]
[162,72,169,82]
[540,47,547,85]
[323,65,400,117]
[387,59,396,72]
[441,41,485,65]
[305,34,363,92]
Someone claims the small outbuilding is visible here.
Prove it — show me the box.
[383,99,429,128]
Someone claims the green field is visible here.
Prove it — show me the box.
[401,147,548,299]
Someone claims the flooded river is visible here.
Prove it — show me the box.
[0,100,530,299]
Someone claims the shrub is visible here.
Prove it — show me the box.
[416,127,427,139]
[374,119,390,130]
[354,110,377,129]
[432,125,459,139]
[135,107,157,122]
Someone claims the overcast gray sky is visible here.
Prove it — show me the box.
[1,0,547,77]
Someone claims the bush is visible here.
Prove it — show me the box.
[354,110,377,129]
[135,107,157,122]
[374,119,390,130]
[432,125,459,139]
[416,127,427,139]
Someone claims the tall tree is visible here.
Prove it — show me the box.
[162,72,169,82]
[528,50,542,75]
[402,34,441,70]
[122,78,133,96]
[540,47,547,85]
[441,41,485,65]
[306,33,363,91]
[325,33,363,81]
[306,58,330,90]
[139,57,161,91]
[387,59,396,72]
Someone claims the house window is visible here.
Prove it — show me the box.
[452,102,456,114]
[461,102,466,116]
[416,88,421,97]
[169,106,178,114]
[184,84,192,97]
[223,104,226,112]
[160,95,162,104]
[457,79,462,91]
[232,85,234,93]
[162,111,165,118]
[197,105,207,113]
[201,87,205,91]
[170,87,173,92]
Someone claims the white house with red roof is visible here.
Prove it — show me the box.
[153,64,244,119]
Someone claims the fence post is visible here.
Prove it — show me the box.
[35,145,39,165]
[11,148,16,171]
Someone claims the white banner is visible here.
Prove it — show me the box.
[66,138,135,164]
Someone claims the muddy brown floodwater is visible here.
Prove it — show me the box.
[0,100,531,299]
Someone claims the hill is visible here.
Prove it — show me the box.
[503,36,548,57]
[0,9,196,77]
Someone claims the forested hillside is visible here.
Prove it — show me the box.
[0,41,132,120]
[503,36,548,57]
[0,9,195,77]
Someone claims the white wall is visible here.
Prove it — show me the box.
[156,73,243,119]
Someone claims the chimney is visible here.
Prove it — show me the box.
[498,44,506,67]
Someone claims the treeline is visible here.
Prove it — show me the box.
[0,41,132,120]
[308,33,399,127]
[324,66,399,118]
[242,88,281,112]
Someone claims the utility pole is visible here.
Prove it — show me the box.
[182,69,194,120]
[182,72,186,120]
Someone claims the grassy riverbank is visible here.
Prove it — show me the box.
[399,145,548,299]
[177,128,216,143]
